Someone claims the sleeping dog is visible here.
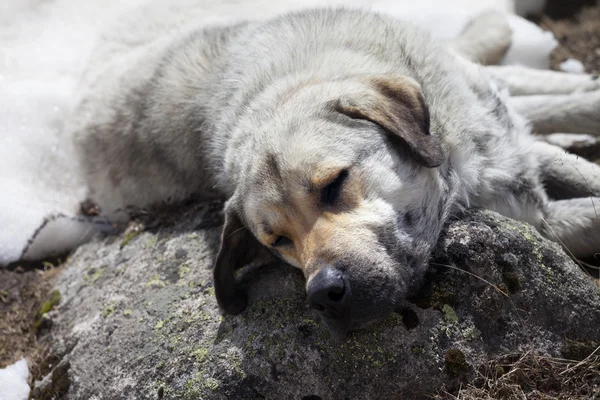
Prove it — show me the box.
[69,5,600,331]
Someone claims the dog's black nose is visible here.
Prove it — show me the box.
[307,266,348,318]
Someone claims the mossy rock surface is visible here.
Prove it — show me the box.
[38,207,600,399]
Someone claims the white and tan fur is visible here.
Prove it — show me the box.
[68,3,600,331]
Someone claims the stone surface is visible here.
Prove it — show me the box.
[35,206,600,399]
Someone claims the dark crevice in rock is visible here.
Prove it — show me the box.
[396,307,420,330]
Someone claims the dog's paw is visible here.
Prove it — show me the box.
[573,73,600,93]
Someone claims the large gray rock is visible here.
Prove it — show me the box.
[34,206,600,399]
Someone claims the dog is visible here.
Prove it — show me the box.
[68,4,600,332]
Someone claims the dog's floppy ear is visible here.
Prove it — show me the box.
[213,202,273,315]
[336,75,444,168]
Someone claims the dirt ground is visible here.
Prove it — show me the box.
[0,263,61,375]
[1,4,599,399]
[538,6,600,74]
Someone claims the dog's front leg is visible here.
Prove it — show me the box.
[485,66,600,96]
[509,90,600,134]
[534,141,600,199]
[533,141,600,259]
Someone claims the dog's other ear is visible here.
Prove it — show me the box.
[213,204,273,315]
[336,75,444,168]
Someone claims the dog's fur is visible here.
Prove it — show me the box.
[69,4,600,331]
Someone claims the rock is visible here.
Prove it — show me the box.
[39,207,600,399]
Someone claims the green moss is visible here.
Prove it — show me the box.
[120,228,142,248]
[123,309,133,317]
[178,264,191,279]
[154,319,166,330]
[181,372,221,398]
[444,348,469,377]
[101,302,116,318]
[495,365,506,377]
[191,347,209,363]
[462,325,481,341]
[84,267,105,284]
[33,290,61,333]
[41,261,55,269]
[228,353,246,379]
[442,304,459,324]
[183,310,214,325]
[146,274,167,288]
[498,221,544,263]
[183,378,202,399]
[168,334,181,347]
[145,236,158,249]
[38,290,61,316]
[204,377,220,391]
[302,318,320,327]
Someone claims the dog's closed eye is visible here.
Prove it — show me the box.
[321,169,349,205]
[272,235,293,248]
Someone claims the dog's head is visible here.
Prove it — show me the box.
[214,74,448,331]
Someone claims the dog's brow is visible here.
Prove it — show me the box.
[311,168,346,189]
[300,177,316,193]
[257,221,273,235]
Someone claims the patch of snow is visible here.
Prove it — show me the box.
[20,215,114,262]
[371,0,514,41]
[501,14,558,69]
[559,58,586,74]
[0,358,30,400]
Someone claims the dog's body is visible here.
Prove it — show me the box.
[70,4,600,331]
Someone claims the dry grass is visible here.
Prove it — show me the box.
[437,348,600,400]
[0,262,63,379]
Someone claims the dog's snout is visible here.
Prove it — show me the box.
[307,266,348,318]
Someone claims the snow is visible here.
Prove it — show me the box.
[0,359,30,400]
[560,58,586,74]
[501,14,558,69]
[0,0,563,266]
